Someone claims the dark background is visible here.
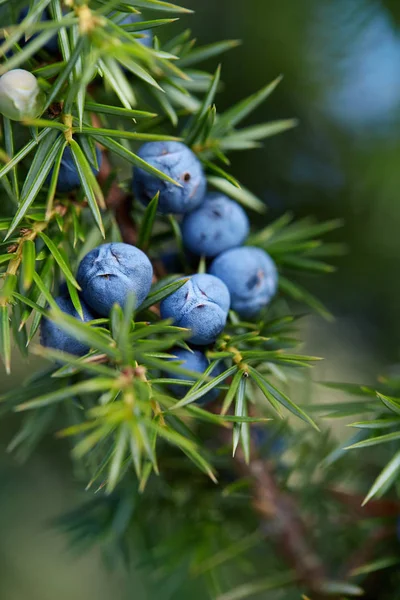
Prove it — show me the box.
[1,0,400,597]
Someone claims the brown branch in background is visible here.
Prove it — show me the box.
[330,488,400,518]
[233,442,329,599]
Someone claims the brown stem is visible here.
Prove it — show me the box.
[233,443,329,598]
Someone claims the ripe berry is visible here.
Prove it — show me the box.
[160,273,230,345]
[182,192,249,257]
[132,141,206,214]
[210,246,278,317]
[77,243,153,317]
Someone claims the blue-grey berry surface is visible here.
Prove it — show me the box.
[40,296,95,356]
[77,243,153,317]
[18,8,59,53]
[47,145,102,193]
[181,192,250,257]
[165,347,224,403]
[160,273,230,345]
[210,246,278,317]
[132,141,207,214]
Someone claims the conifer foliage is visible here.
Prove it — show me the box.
[1,2,398,599]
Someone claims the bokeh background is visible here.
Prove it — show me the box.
[1,0,400,597]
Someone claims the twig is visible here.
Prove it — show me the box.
[233,443,329,599]
[330,488,400,518]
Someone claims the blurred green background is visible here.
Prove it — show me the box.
[2,0,400,597]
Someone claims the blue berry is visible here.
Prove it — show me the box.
[77,243,153,317]
[210,246,278,318]
[166,347,224,403]
[48,145,102,193]
[40,295,95,356]
[182,192,250,257]
[18,8,59,54]
[160,274,230,345]
[132,141,207,214]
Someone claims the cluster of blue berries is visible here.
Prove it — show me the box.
[133,141,278,318]
[41,140,278,403]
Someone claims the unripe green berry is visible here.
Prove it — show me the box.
[0,69,45,121]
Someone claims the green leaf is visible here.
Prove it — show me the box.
[16,378,117,412]
[66,279,84,321]
[45,140,67,220]
[208,176,266,213]
[0,306,11,374]
[377,392,400,416]
[3,118,19,198]
[149,87,178,126]
[185,65,221,146]
[345,431,400,450]
[203,160,240,188]
[279,276,333,320]
[319,581,364,597]
[126,0,193,13]
[362,450,400,504]
[99,57,135,110]
[0,28,64,75]
[347,417,400,430]
[321,382,375,397]
[120,17,179,32]
[32,271,58,309]
[248,366,319,430]
[21,240,36,291]
[48,308,119,359]
[0,128,51,182]
[107,426,129,493]
[84,102,156,120]
[6,133,64,239]
[50,0,71,60]
[221,370,243,415]
[44,36,85,110]
[179,40,241,68]
[214,76,283,135]
[220,120,298,149]
[69,140,105,236]
[78,126,179,143]
[233,376,247,458]
[138,192,159,250]
[93,134,181,187]
[138,278,188,312]
[349,556,400,577]
[216,572,296,600]
[31,345,116,378]
[38,232,80,290]
[172,366,237,409]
